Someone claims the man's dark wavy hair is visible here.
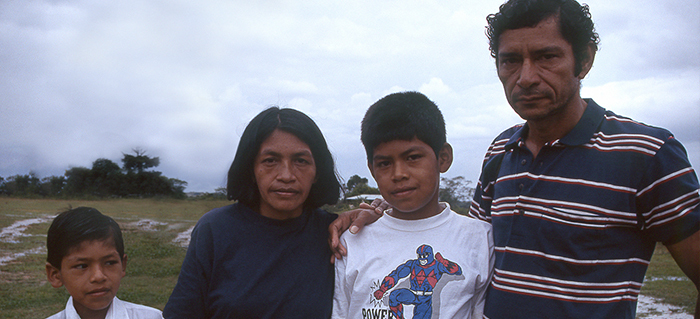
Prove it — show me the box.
[486,0,600,76]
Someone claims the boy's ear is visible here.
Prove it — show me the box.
[367,161,376,179]
[438,143,453,173]
[121,254,128,273]
[46,262,64,288]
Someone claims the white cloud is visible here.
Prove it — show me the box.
[1,0,698,192]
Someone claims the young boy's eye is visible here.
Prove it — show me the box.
[73,263,88,270]
[375,160,390,168]
[407,154,422,161]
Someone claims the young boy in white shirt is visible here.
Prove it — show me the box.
[332,91,494,319]
[45,207,163,319]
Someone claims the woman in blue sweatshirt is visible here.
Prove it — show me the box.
[164,107,341,318]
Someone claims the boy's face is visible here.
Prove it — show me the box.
[369,138,452,220]
[46,239,127,318]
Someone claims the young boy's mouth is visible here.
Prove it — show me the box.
[391,187,416,197]
[87,288,111,296]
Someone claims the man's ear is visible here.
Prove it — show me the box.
[367,161,375,179]
[46,262,64,288]
[438,143,453,173]
[578,42,597,79]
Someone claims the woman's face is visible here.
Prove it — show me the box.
[254,129,317,220]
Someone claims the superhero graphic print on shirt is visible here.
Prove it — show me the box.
[371,244,463,319]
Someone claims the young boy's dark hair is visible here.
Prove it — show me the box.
[46,207,125,269]
[361,91,446,162]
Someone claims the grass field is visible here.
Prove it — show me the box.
[0,197,696,318]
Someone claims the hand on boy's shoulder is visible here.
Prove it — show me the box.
[329,199,389,263]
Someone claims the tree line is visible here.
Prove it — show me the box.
[0,149,187,199]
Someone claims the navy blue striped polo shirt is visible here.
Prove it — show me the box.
[469,99,700,318]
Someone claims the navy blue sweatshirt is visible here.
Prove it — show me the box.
[164,203,337,319]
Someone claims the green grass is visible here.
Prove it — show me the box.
[0,197,696,318]
[640,244,697,315]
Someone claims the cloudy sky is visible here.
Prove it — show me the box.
[2,0,698,192]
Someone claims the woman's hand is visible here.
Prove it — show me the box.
[328,198,391,263]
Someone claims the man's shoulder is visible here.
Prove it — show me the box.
[599,108,672,136]
[493,124,524,143]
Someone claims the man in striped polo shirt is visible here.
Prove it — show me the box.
[469,0,700,317]
[330,0,699,317]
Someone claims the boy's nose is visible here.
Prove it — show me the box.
[90,266,107,282]
[391,162,409,181]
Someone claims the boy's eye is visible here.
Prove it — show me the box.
[375,160,390,168]
[73,264,88,269]
[406,154,423,162]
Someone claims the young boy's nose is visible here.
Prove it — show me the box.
[89,265,108,282]
[391,161,409,181]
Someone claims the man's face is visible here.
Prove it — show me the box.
[496,16,583,122]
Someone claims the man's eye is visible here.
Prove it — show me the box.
[74,264,87,269]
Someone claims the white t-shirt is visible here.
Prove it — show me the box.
[46,296,163,319]
[333,203,494,319]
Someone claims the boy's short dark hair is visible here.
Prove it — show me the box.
[227,106,342,209]
[46,207,125,269]
[361,91,446,163]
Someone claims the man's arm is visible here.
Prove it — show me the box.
[666,229,700,318]
[328,200,390,263]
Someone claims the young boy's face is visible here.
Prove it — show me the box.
[369,138,452,220]
[46,239,127,318]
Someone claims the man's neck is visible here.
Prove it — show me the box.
[525,97,588,158]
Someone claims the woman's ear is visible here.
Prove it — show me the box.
[46,262,64,288]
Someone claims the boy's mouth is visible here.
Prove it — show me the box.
[87,288,111,296]
[391,187,416,197]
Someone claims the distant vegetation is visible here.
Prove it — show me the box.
[0,149,187,199]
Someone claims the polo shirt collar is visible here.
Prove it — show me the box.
[504,98,604,150]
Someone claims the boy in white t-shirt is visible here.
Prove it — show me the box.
[45,207,163,319]
[332,92,494,319]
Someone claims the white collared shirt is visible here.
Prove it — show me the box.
[46,296,163,319]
